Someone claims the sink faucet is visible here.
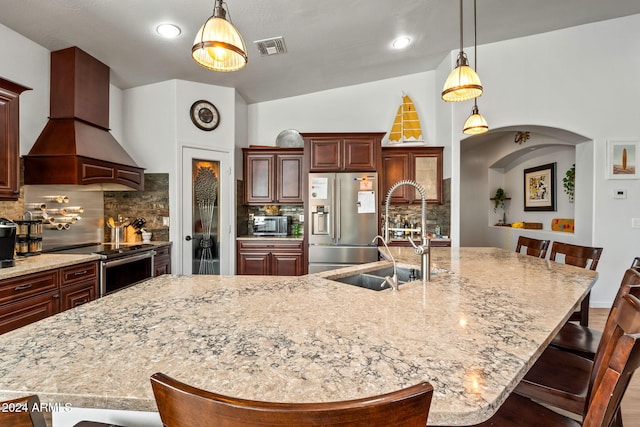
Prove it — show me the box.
[384,180,431,282]
[372,235,398,292]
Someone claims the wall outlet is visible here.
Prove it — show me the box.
[162,216,170,226]
[298,214,305,223]
[632,218,640,228]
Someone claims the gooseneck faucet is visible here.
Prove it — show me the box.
[384,180,431,282]
[372,235,398,292]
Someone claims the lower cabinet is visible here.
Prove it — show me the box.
[0,290,59,335]
[0,261,99,335]
[60,280,96,311]
[237,240,304,276]
[154,244,172,276]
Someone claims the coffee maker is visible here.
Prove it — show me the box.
[0,218,17,268]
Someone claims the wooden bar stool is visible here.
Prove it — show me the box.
[513,269,640,426]
[151,372,433,427]
[439,291,640,427]
[551,257,640,359]
[549,241,603,326]
[515,236,550,258]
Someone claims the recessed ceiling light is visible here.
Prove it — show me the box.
[156,23,181,38]
[392,37,411,49]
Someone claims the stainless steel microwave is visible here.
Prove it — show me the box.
[252,215,291,236]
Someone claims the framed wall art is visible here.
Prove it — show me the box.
[607,140,639,179]
[524,162,556,211]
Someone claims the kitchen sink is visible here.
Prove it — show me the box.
[329,266,421,291]
[366,266,421,283]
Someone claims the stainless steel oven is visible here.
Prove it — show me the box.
[99,249,155,297]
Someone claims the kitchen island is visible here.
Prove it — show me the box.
[0,247,597,425]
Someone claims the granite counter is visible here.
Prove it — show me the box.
[0,247,597,425]
[0,253,100,281]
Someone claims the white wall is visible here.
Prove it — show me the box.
[247,71,439,150]
[124,80,238,274]
[0,24,51,155]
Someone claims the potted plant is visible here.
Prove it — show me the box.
[493,187,507,212]
[563,164,575,202]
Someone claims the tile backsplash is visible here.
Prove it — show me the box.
[0,167,170,248]
[104,173,170,242]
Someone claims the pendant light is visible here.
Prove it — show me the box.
[192,0,248,72]
[442,0,483,102]
[463,0,488,135]
[463,102,489,134]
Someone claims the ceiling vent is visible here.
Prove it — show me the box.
[254,36,287,56]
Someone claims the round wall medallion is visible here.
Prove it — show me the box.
[190,100,220,131]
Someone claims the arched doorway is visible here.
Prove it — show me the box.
[457,125,592,250]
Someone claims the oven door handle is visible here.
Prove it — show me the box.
[102,250,156,268]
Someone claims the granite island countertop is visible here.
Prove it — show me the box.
[0,247,597,426]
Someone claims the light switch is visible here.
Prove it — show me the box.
[614,189,627,199]
[632,218,640,228]
[299,214,305,223]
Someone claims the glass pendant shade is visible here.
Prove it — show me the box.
[463,104,489,135]
[442,52,483,102]
[192,1,248,72]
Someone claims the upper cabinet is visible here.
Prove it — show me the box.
[381,146,443,205]
[303,132,383,172]
[0,78,31,200]
[243,147,304,205]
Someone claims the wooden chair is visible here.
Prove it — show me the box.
[551,258,640,360]
[515,236,550,258]
[150,372,433,427]
[0,395,127,427]
[549,241,604,326]
[513,270,640,425]
[0,395,46,427]
[440,291,640,427]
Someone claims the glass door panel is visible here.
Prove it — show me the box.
[191,159,220,274]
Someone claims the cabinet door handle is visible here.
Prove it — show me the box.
[73,299,89,307]
[14,284,33,291]
[74,270,88,276]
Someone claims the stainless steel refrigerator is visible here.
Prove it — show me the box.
[307,172,380,273]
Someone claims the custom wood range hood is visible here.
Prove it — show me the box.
[23,46,144,190]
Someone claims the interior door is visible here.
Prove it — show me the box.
[181,146,232,275]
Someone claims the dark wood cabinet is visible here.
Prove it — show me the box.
[0,261,99,335]
[59,262,98,311]
[0,270,60,335]
[0,77,31,200]
[154,245,172,276]
[276,153,304,204]
[303,133,383,172]
[60,281,95,311]
[243,148,303,205]
[0,290,59,335]
[381,147,443,205]
[237,240,304,276]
